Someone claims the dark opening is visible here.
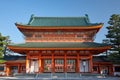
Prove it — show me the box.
[115,66,120,72]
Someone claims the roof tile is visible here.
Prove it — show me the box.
[9,42,110,48]
[19,15,101,27]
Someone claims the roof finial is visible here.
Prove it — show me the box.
[31,14,35,18]
[28,14,35,25]
[85,14,88,18]
[85,14,90,23]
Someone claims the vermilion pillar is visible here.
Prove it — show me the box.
[77,53,80,73]
[98,64,100,73]
[89,55,93,72]
[109,65,113,76]
[52,53,54,72]
[64,53,67,72]
[18,64,21,73]
[6,65,10,76]
[26,53,29,73]
[39,54,42,73]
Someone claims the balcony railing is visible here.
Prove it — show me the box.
[25,37,93,42]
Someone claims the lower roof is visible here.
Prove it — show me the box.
[9,42,110,48]
[93,56,110,62]
[7,42,111,54]
[3,56,26,64]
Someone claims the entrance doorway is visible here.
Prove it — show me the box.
[100,66,109,75]
[80,60,89,72]
[11,66,18,75]
[30,59,39,73]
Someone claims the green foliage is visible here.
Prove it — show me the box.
[0,58,6,63]
[106,14,120,63]
[108,52,120,64]
[0,33,7,57]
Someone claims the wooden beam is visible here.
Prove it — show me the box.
[7,46,111,54]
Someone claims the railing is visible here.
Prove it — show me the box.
[26,37,93,42]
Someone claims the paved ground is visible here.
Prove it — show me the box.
[0,76,120,80]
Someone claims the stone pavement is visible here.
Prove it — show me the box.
[0,76,120,80]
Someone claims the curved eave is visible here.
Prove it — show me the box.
[8,45,111,54]
[15,23,103,31]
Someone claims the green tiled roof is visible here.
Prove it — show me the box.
[9,42,110,48]
[93,56,110,62]
[18,14,101,27]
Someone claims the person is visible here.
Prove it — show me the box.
[101,69,106,78]
[104,69,108,77]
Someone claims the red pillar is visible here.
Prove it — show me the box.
[6,65,10,76]
[64,53,67,72]
[89,55,93,72]
[18,64,21,73]
[52,53,54,73]
[26,53,29,73]
[109,65,113,76]
[39,54,42,73]
[98,64,101,74]
[77,53,80,73]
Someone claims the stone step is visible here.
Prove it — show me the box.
[13,73,101,79]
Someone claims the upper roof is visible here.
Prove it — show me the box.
[16,14,102,27]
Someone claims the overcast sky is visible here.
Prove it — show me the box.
[0,0,120,43]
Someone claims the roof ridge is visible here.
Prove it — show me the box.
[32,16,86,19]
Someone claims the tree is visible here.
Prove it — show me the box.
[102,39,110,56]
[0,33,7,57]
[0,33,9,63]
[106,14,120,63]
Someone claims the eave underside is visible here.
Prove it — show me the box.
[16,23,103,32]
